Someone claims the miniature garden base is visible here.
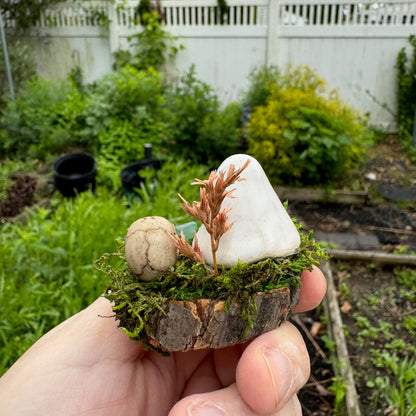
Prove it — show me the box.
[148,286,300,352]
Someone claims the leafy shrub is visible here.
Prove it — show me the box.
[0,40,36,106]
[98,117,163,165]
[134,158,208,220]
[0,77,84,158]
[197,102,242,166]
[164,66,241,166]
[247,66,373,186]
[81,66,167,151]
[0,63,239,168]
[244,65,282,110]
[1,0,64,32]
[113,11,183,71]
[244,65,326,111]
[397,35,416,138]
[396,35,416,160]
[96,115,166,189]
[86,66,165,121]
[0,66,168,162]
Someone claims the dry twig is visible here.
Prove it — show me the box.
[173,159,250,274]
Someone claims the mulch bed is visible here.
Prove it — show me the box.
[290,201,416,251]
[295,311,335,415]
[0,174,37,218]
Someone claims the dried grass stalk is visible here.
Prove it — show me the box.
[173,159,250,274]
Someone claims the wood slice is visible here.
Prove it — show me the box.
[148,285,300,352]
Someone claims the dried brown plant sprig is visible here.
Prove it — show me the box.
[174,159,250,275]
[171,231,207,269]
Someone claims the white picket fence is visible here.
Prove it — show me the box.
[14,0,416,130]
[33,0,416,29]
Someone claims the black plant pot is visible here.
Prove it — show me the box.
[53,153,97,197]
[120,159,163,193]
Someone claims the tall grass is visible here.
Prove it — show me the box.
[0,160,206,375]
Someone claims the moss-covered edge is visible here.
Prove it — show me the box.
[95,222,329,354]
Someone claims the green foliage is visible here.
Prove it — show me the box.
[164,66,241,166]
[367,352,416,416]
[83,66,169,177]
[244,65,282,109]
[395,267,416,290]
[0,39,36,106]
[0,189,131,375]
[165,66,217,155]
[404,316,416,336]
[216,0,230,24]
[328,376,348,415]
[85,66,166,126]
[68,66,85,93]
[1,1,63,32]
[246,66,373,186]
[82,66,167,151]
[196,102,241,166]
[0,62,241,168]
[353,312,396,347]
[133,159,208,221]
[0,159,205,375]
[114,11,183,71]
[98,116,162,166]
[0,66,169,163]
[0,77,84,158]
[396,35,416,140]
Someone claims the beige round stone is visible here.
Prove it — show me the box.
[125,216,178,281]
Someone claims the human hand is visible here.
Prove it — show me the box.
[0,266,326,416]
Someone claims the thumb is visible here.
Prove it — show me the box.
[236,322,310,414]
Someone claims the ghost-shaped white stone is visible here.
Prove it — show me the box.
[196,154,300,267]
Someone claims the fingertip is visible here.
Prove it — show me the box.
[294,266,327,313]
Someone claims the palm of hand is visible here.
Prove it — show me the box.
[1,298,241,415]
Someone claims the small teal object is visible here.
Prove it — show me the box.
[175,222,198,241]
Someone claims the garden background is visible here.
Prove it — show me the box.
[1,0,416,414]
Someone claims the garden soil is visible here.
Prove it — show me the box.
[290,136,416,414]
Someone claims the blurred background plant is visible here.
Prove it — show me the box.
[163,66,241,167]
[113,10,183,72]
[396,34,416,160]
[367,352,416,415]
[0,159,206,376]
[0,77,84,159]
[245,66,374,187]
[0,40,36,107]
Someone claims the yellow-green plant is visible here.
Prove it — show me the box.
[246,66,373,187]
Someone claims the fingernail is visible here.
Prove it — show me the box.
[188,401,228,416]
[263,347,294,405]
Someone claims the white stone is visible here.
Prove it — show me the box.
[196,154,300,267]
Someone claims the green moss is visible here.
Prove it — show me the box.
[96,224,329,353]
